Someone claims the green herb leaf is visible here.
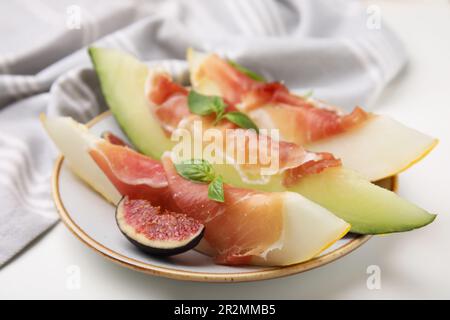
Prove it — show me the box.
[174,159,215,183]
[188,90,259,131]
[175,159,225,203]
[188,90,226,118]
[228,60,266,82]
[303,89,314,99]
[208,175,225,202]
[224,112,259,132]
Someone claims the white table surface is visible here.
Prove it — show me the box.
[1,1,449,299]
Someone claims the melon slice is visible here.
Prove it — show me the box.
[89,47,174,159]
[42,115,173,207]
[306,116,438,181]
[288,167,436,234]
[43,116,351,266]
[187,48,438,182]
[41,115,121,204]
[212,163,435,234]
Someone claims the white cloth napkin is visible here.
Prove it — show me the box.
[0,0,406,267]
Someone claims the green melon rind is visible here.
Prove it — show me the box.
[88,47,174,159]
[288,167,436,234]
[213,164,436,234]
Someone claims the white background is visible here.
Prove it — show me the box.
[1,0,449,299]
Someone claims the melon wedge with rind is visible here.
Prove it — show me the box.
[212,163,436,234]
[187,48,223,98]
[252,191,351,266]
[306,115,438,181]
[41,115,121,204]
[89,47,174,159]
[187,48,438,182]
[288,167,436,234]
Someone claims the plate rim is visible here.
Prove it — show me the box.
[51,111,393,283]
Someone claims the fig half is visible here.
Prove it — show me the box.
[116,197,205,256]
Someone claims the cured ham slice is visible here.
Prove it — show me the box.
[164,154,283,264]
[187,48,437,181]
[146,70,341,185]
[145,71,191,134]
[89,141,172,207]
[240,82,369,145]
[161,154,350,265]
[283,152,342,187]
[187,49,368,145]
[101,131,129,147]
[191,53,259,105]
[145,70,236,135]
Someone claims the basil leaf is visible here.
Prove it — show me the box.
[224,112,259,132]
[228,60,265,82]
[188,90,226,118]
[187,91,258,131]
[174,159,215,183]
[208,175,225,202]
[175,159,224,202]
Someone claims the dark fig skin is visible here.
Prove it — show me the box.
[119,226,205,256]
[115,197,205,256]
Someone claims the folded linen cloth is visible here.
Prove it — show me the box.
[0,0,406,267]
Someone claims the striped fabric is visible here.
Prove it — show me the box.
[0,0,407,267]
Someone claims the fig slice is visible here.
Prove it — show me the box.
[116,196,205,256]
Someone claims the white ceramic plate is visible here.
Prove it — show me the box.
[52,112,395,282]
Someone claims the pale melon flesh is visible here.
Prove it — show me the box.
[43,116,350,266]
[41,115,121,204]
[89,47,174,159]
[306,116,438,181]
[89,47,436,234]
[187,48,438,182]
[257,191,350,266]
